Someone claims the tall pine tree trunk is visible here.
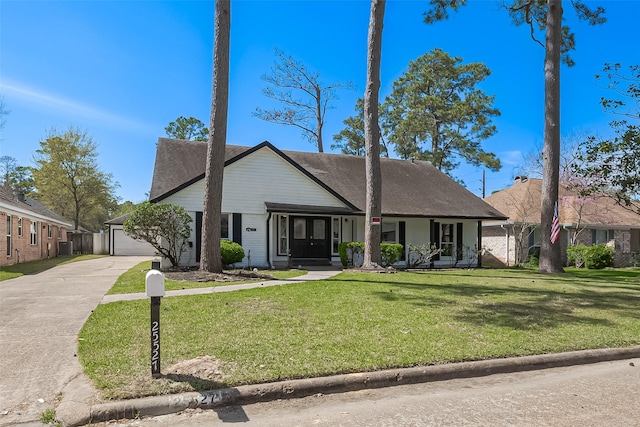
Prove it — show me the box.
[363,0,385,269]
[539,0,564,273]
[201,0,230,273]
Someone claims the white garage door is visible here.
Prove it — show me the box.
[112,228,156,256]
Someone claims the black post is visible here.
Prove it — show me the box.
[150,296,161,378]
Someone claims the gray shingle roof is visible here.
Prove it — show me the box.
[150,138,507,220]
[0,187,72,226]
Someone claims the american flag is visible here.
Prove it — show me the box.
[550,201,560,244]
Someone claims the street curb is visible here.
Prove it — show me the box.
[57,345,640,426]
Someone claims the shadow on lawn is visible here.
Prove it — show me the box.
[333,274,640,331]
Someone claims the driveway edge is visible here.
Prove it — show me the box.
[57,345,640,426]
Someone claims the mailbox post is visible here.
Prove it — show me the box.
[145,269,165,378]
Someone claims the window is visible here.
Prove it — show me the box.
[332,217,340,254]
[294,218,306,240]
[58,227,62,239]
[221,214,229,239]
[381,222,397,243]
[6,215,11,256]
[47,225,53,239]
[313,219,325,240]
[30,222,37,245]
[441,223,454,257]
[592,229,614,245]
[17,218,22,237]
[278,215,288,255]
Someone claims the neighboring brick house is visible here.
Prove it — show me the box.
[0,188,72,266]
[482,177,640,267]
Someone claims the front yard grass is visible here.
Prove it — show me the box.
[106,261,307,294]
[79,267,640,400]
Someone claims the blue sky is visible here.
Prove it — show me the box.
[0,0,637,204]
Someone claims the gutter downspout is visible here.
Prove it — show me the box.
[266,212,272,269]
[500,224,509,266]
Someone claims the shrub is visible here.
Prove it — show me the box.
[381,243,403,267]
[221,240,244,267]
[567,244,613,269]
[123,202,192,268]
[407,243,441,267]
[525,247,540,268]
[343,242,364,267]
[584,244,613,269]
[338,242,402,267]
[338,242,350,267]
[567,244,587,268]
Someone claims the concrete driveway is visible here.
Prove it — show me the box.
[0,256,150,426]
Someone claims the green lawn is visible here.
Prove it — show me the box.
[106,261,307,294]
[0,254,107,281]
[79,267,640,400]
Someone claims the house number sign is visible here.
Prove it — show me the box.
[146,266,165,378]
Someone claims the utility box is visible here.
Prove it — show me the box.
[145,270,165,297]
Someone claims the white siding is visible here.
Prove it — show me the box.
[161,147,350,267]
[163,147,349,214]
[404,218,429,247]
[240,214,267,267]
[223,148,348,212]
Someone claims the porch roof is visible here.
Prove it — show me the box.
[265,202,356,215]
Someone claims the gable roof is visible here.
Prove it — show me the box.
[150,138,506,220]
[104,212,132,226]
[484,177,640,228]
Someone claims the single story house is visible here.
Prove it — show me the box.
[105,213,157,256]
[0,188,72,266]
[149,138,507,268]
[482,176,640,267]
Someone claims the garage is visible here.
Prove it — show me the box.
[106,214,157,256]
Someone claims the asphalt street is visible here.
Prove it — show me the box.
[88,358,640,427]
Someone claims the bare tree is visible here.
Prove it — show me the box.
[505,189,539,265]
[200,0,230,273]
[254,49,355,152]
[362,0,386,269]
[517,130,591,182]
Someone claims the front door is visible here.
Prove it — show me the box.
[290,216,330,259]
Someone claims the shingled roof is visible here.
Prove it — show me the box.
[484,177,640,228]
[0,187,72,226]
[150,138,506,220]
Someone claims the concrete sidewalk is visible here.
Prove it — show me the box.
[0,256,151,427]
[100,267,342,304]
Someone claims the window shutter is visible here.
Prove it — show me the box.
[456,222,463,261]
[399,221,406,261]
[430,220,440,262]
[591,229,597,245]
[233,213,242,246]
[196,211,202,263]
